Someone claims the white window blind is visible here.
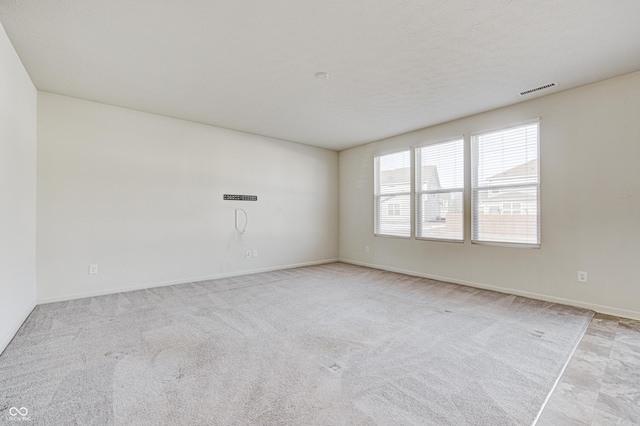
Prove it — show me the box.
[415,139,464,241]
[471,121,540,246]
[375,150,411,237]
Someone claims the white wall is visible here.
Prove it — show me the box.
[37,93,339,302]
[340,71,640,319]
[0,23,37,353]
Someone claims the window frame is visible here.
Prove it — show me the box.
[374,148,412,238]
[471,119,541,248]
[414,138,465,243]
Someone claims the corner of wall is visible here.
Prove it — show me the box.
[0,20,38,356]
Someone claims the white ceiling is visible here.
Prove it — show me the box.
[1,1,640,151]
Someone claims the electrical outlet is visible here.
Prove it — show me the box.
[246,250,251,258]
[89,264,98,275]
[253,249,258,257]
[577,271,588,283]
[365,245,369,253]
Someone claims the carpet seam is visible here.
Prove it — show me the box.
[530,309,595,425]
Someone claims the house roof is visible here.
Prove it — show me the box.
[488,159,538,182]
[380,165,440,189]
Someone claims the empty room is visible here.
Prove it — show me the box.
[1,1,639,425]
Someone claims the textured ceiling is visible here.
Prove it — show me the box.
[1,1,640,151]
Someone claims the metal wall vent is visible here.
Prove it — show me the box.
[519,82,558,96]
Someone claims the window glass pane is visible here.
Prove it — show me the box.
[473,186,538,244]
[417,191,463,240]
[416,139,464,241]
[418,139,464,190]
[473,123,538,187]
[472,122,540,246]
[378,151,411,195]
[375,150,410,237]
[377,194,411,237]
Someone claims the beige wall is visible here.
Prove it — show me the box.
[339,71,640,319]
[0,23,37,353]
[37,92,339,302]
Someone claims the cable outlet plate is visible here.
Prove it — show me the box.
[577,271,588,283]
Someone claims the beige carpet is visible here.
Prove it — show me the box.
[0,263,592,425]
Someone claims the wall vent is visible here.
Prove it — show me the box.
[519,82,558,96]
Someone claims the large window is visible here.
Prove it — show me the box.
[415,139,464,241]
[374,150,411,237]
[471,121,540,246]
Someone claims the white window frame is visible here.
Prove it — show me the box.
[415,138,465,242]
[471,120,541,248]
[374,149,412,238]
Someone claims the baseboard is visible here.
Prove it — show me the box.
[340,258,640,321]
[0,299,37,356]
[33,257,640,320]
[37,258,339,304]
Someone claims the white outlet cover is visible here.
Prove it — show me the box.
[89,264,98,275]
[253,250,258,257]
[577,271,588,283]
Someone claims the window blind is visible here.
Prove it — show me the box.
[471,122,540,246]
[374,150,411,237]
[415,139,464,241]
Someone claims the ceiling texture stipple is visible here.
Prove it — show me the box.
[1,1,640,151]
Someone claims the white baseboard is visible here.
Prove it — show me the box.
[0,300,37,356]
[340,258,640,321]
[37,258,339,304]
[30,256,640,320]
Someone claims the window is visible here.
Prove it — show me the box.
[471,121,540,246]
[500,202,523,215]
[415,139,464,241]
[375,150,411,237]
[388,203,401,216]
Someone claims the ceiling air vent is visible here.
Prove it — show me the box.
[519,82,558,96]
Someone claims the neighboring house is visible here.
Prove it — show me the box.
[482,159,538,215]
[378,159,536,234]
[378,166,443,230]
[417,165,445,221]
[377,166,410,233]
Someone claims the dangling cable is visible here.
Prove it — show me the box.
[235,208,248,234]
